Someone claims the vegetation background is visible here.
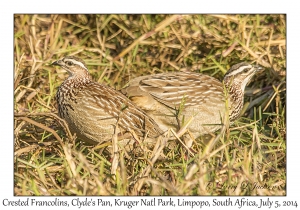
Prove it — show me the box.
[14,14,286,195]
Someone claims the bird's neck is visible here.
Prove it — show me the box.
[66,73,92,86]
[60,74,92,96]
[224,79,245,121]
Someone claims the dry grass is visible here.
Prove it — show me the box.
[14,14,286,195]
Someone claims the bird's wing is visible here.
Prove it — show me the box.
[124,72,224,110]
[79,82,163,138]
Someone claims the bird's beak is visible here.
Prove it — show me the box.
[52,60,64,66]
[254,65,264,72]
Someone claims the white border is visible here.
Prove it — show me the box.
[2,0,298,209]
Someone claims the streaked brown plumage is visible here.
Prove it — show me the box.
[122,62,262,138]
[53,56,163,145]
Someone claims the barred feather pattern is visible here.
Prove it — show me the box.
[122,62,261,138]
[54,57,163,144]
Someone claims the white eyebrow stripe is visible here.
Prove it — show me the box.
[226,64,252,76]
[236,65,252,73]
[65,59,88,71]
[72,60,88,71]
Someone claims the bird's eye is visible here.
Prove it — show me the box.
[243,68,250,73]
[66,61,73,66]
